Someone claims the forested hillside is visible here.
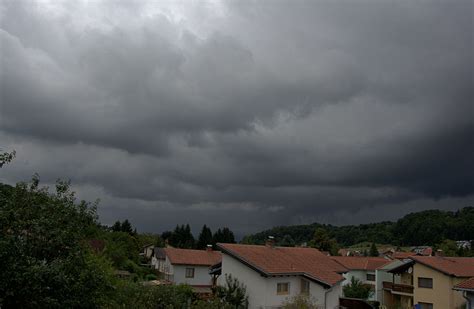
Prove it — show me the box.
[242,207,474,247]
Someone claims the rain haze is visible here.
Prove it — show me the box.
[1,0,473,237]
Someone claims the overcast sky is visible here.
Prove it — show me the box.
[1,0,473,237]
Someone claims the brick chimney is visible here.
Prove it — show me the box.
[206,244,213,252]
[265,236,275,248]
[435,249,444,257]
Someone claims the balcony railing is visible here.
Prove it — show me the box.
[382,281,414,294]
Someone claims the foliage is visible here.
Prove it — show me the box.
[196,224,213,249]
[168,224,195,248]
[282,294,322,309]
[280,234,296,247]
[104,281,194,309]
[136,232,165,249]
[214,274,249,309]
[369,242,378,256]
[343,277,372,300]
[0,150,16,168]
[243,207,474,247]
[111,219,135,235]
[309,228,339,255]
[433,239,474,257]
[0,177,115,308]
[213,227,236,247]
[102,231,139,269]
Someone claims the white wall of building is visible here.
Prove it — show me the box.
[160,256,213,285]
[220,253,342,309]
[173,264,213,286]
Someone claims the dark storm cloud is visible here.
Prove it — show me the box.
[1,0,472,234]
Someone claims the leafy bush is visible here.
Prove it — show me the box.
[343,277,372,299]
[215,274,249,308]
[282,294,322,308]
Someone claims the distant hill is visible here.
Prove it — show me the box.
[242,207,474,247]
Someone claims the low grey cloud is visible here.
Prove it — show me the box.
[1,0,472,236]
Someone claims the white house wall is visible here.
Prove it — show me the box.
[220,253,342,309]
[173,265,213,286]
[220,253,268,308]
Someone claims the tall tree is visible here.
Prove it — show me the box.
[121,219,134,235]
[309,228,339,255]
[369,242,379,257]
[0,176,114,307]
[197,225,213,249]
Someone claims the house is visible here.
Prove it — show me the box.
[217,241,348,309]
[382,256,474,309]
[151,247,167,274]
[410,256,474,309]
[330,256,391,301]
[375,258,406,304]
[411,246,433,256]
[456,241,472,250]
[160,247,221,293]
[385,251,417,260]
[453,277,474,309]
[141,243,155,259]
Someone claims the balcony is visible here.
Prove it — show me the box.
[382,281,414,294]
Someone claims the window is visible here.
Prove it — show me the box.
[185,267,195,278]
[418,277,433,288]
[366,274,376,281]
[418,302,433,309]
[277,282,290,295]
[300,279,310,295]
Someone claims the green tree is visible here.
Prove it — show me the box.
[0,150,15,168]
[213,227,236,247]
[309,228,339,255]
[169,224,195,248]
[215,274,249,308]
[111,220,122,232]
[0,176,114,307]
[197,224,213,249]
[369,242,379,257]
[121,219,134,235]
[279,234,296,247]
[435,239,459,256]
[343,277,372,299]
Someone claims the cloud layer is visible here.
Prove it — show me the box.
[1,0,473,236]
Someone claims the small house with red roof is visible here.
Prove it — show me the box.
[217,241,348,309]
[161,247,221,292]
[330,256,391,301]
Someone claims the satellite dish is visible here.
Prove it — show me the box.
[408,267,413,274]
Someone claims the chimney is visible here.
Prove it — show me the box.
[206,244,213,252]
[435,249,444,257]
[266,236,275,248]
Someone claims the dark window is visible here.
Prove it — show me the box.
[418,277,433,288]
[418,302,433,309]
[185,267,195,278]
[366,274,376,281]
[277,282,290,295]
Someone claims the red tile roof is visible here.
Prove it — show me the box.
[390,251,417,259]
[330,256,391,271]
[164,248,221,266]
[217,243,347,287]
[410,256,474,277]
[454,277,474,291]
